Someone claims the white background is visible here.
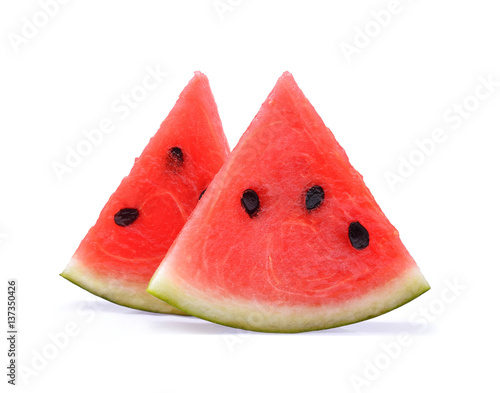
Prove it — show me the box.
[1,0,499,392]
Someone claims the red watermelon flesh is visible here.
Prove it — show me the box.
[147,72,430,331]
[61,72,230,314]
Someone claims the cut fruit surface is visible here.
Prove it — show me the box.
[61,72,230,314]
[148,72,430,330]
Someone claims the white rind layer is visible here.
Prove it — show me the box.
[61,257,187,315]
[147,264,430,332]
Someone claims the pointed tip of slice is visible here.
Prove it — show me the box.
[191,71,209,86]
[193,70,207,79]
[266,71,307,106]
[279,70,294,80]
[275,70,296,88]
[184,71,207,90]
[176,71,212,103]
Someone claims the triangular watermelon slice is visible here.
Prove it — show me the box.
[147,72,430,331]
[61,72,230,314]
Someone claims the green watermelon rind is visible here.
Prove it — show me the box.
[61,258,188,315]
[147,265,430,333]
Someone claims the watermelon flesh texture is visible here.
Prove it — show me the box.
[61,72,230,314]
[148,72,430,331]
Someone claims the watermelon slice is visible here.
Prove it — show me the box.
[61,72,230,314]
[147,72,430,331]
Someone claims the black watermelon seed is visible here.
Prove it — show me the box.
[199,189,207,200]
[348,221,369,250]
[305,185,324,211]
[167,147,183,167]
[241,189,260,218]
[114,208,139,227]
